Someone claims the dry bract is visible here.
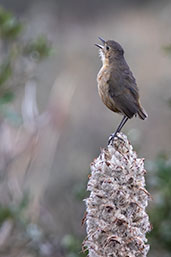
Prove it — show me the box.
[84,133,151,257]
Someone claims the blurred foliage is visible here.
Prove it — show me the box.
[147,155,171,253]
[0,5,87,257]
[24,35,52,61]
[0,193,29,225]
[167,97,171,108]
[0,7,22,39]
[0,6,58,257]
[0,193,59,256]
[60,182,88,256]
[72,180,88,201]
[0,58,12,86]
[163,44,171,55]
[146,45,171,255]
[62,234,87,257]
[0,6,51,112]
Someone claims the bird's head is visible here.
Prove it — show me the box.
[95,37,124,65]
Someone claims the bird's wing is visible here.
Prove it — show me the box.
[107,66,140,118]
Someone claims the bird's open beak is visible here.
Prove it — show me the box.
[95,37,105,49]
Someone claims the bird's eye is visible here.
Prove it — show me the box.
[106,45,109,51]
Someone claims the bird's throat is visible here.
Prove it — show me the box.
[99,50,109,68]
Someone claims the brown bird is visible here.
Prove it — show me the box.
[95,37,147,145]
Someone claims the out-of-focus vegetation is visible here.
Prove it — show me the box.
[0,7,52,121]
[23,35,52,61]
[147,155,171,255]
[0,7,52,106]
[62,234,87,257]
[146,40,171,253]
[0,6,58,257]
[146,45,171,256]
[163,44,171,55]
[0,7,22,39]
[164,44,171,109]
[0,6,86,257]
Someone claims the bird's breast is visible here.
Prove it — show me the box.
[97,66,120,113]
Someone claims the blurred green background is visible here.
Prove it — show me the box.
[0,0,170,256]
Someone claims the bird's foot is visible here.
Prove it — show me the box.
[108,132,124,145]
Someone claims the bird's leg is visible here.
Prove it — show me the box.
[108,116,129,145]
[116,116,129,134]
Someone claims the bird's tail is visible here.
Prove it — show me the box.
[138,106,148,120]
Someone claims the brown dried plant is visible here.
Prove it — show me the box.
[84,133,151,257]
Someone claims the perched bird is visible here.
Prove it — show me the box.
[95,37,147,144]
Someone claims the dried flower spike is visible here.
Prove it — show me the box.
[84,133,151,257]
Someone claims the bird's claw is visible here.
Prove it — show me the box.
[108,133,116,145]
[108,132,124,145]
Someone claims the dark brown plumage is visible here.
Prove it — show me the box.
[95,38,147,144]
